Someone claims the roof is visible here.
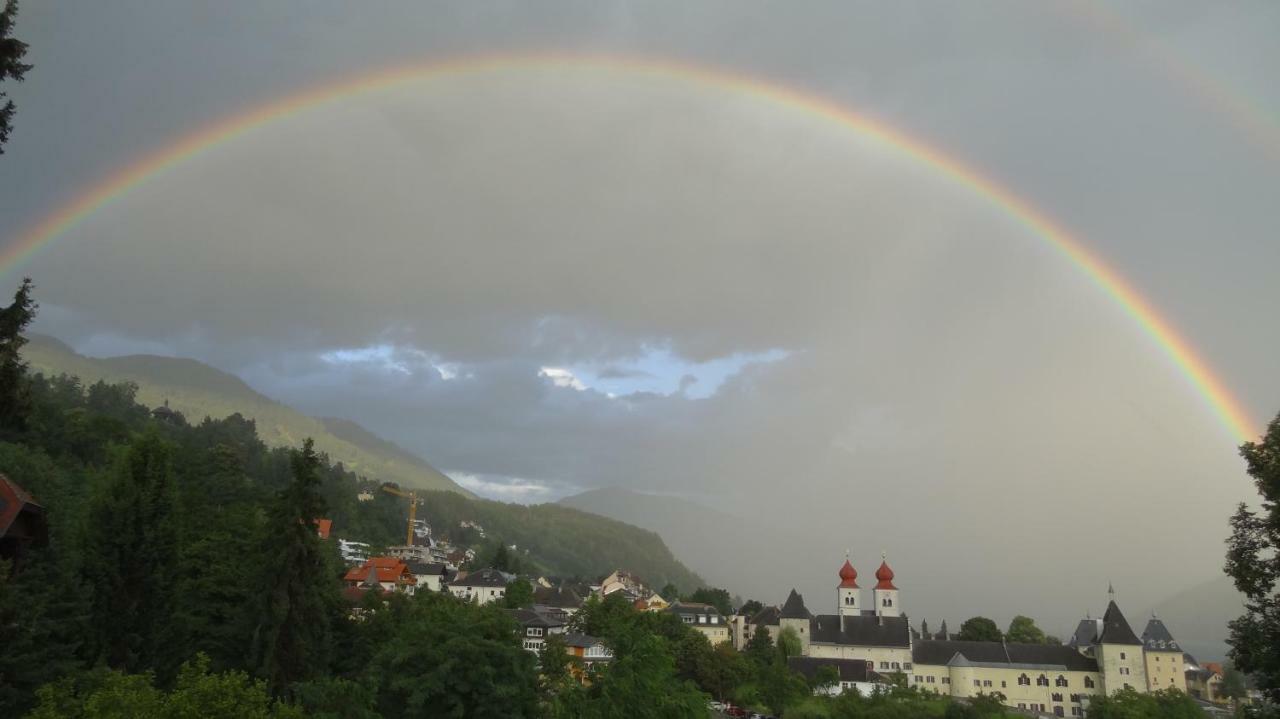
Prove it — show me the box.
[750,606,781,626]
[666,601,724,618]
[314,518,332,539]
[780,589,812,619]
[838,559,859,588]
[0,474,43,537]
[534,585,584,609]
[563,633,607,649]
[1098,600,1143,645]
[343,558,416,585]
[451,567,510,588]
[1069,618,1101,648]
[913,640,1099,672]
[406,561,448,576]
[874,559,897,590]
[787,657,884,684]
[508,608,566,629]
[1141,617,1181,652]
[810,614,911,648]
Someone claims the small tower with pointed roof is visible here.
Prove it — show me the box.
[873,553,900,618]
[836,553,860,620]
[1095,587,1148,695]
[1141,612,1186,692]
[779,588,813,655]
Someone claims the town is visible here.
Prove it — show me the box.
[304,487,1245,717]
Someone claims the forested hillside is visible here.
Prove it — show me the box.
[23,334,466,495]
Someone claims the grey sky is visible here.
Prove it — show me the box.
[2,1,1279,633]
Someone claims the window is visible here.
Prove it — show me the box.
[682,615,693,624]
[527,627,543,637]
[698,615,706,624]
[915,676,923,683]
[904,663,912,670]
[1037,674,1050,687]
[1018,674,1031,686]
[1001,681,1006,688]
[1052,692,1063,702]
[973,680,981,688]
[942,677,951,685]
[1120,652,1126,660]
[926,676,935,684]
[1070,694,1081,703]
[983,680,992,687]
[1054,708,1064,718]
[1084,677,1095,688]
[881,662,889,670]
[1071,708,1083,717]
[1056,675,1068,687]
[892,662,900,670]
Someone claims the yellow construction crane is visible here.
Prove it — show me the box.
[380,484,420,546]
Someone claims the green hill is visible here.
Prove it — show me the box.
[418,489,706,592]
[24,334,468,495]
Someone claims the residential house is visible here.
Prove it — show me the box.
[447,567,511,605]
[564,633,613,673]
[343,557,417,597]
[597,569,647,600]
[787,656,887,697]
[508,607,566,653]
[666,601,731,645]
[313,518,332,540]
[913,640,1102,716]
[338,539,371,565]
[533,584,585,621]
[406,560,450,592]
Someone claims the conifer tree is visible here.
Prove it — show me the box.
[82,432,179,671]
[253,438,338,695]
[0,0,31,152]
[0,549,90,715]
[0,277,35,434]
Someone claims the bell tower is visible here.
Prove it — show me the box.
[873,553,900,618]
[837,553,860,619]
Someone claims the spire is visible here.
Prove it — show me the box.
[1098,599,1142,645]
[780,588,812,619]
[1108,581,1115,597]
[938,619,949,640]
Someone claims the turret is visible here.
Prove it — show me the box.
[873,554,900,618]
[1095,590,1147,695]
[837,555,860,623]
[779,588,813,656]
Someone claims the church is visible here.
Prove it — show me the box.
[734,555,1193,716]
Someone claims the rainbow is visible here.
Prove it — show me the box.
[1,53,1257,442]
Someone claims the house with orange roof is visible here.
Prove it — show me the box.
[342,556,417,600]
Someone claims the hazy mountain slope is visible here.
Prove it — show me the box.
[1153,576,1245,662]
[560,487,805,600]
[417,489,705,592]
[25,334,468,495]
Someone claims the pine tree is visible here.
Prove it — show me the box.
[0,548,90,715]
[0,1,32,152]
[82,432,179,671]
[0,277,36,434]
[252,438,338,695]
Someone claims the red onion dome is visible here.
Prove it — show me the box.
[838,559,859,588]
[874,559,897,590]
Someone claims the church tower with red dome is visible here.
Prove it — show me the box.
[836,555,860,618]
[873,554,900,618]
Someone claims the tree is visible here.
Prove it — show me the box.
[777,625,803,658]
[0,1,31,152]
[810,664,840,693]
[1221,664,1249,705]
[744,625,775,668]
[1226,412,1280,702]
[685,586,733,616]
[1083,687,1204,719]
[956,617,1003,643]
[1005,615,1048,644]
[0,550,89,715]
[82,433,180,671]
[551,630,707,719]
[503,577,535,608]
[660,582,680,602]
[0,278,35,434]
[252,438,339,695]
[739,599,764,617]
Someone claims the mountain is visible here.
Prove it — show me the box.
[24,334,467,495]
[1153,576,1245,662]
[560,487,808,601]
[418,489,706,592]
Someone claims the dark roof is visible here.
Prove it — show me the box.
[406,561,447,575]
[1098,600,1143,645]
[450,567,509,588]
[810,614,911,648]
[1069,618,1100,648]
[534,585,584,609]
[750,606,781,626]
[787,657,884,684]
[780,589,812,619]
[666,601,724,618]
[0,474,43,537]
[913,640,1099,672]
[1141,617,1181,652]
[507,608,566,629]
[563,633,607,649]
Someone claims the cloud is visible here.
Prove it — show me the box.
[539,367,588,391]
[451,472,578,504]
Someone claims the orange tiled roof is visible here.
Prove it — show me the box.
[314,518,333,539]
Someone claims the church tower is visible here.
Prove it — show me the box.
[837,555,860,619]
[873,554,900,618]
[1095,589,1147,695]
